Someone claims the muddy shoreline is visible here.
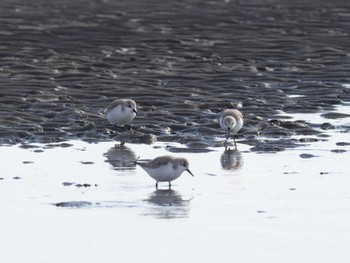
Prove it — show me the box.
[1,0,350,150]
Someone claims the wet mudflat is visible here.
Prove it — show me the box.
[0,0,350,150]
[0,107,349,263]
[1,0,350,262]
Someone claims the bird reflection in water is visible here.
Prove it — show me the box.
[104,144,137,170]
[143,189,192,219]
[220,147,244,170]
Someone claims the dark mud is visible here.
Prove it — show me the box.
[54,200,139,209]
[1,0,350,151]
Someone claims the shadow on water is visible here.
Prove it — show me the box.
[220,147,244,170]
[104,144,137,170]
[142,189,192,219]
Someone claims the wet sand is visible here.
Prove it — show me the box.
[0,0,350,151]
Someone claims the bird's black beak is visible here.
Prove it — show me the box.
[133,109,139,115]
[187,169,194,177]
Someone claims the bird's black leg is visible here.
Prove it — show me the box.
[123,124,133,131]
[155,182,158,189]
[113,125,125,133]
[226,128,231,140]
[233,134,237,149]
[125,124,138,132]
[168,181,171,189]
[114,141,125,148]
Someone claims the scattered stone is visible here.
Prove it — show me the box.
[299,137,319,143]
[317,133,331,138]
[54,201,93,208]
[13,176,21,180]
[75,183,92,188]
[321,112,350,119]
[331,149,346,153]
[299,153,317,158]
[19,144,40,149]
[336,142,350,146]
[320,122,335,130]
[62,182,75,186]
[62,182,97,187]
[80,161,94,165]
[44,143,74,148]
[22,161,34,164]
[260,127,293,137]
[278,121,310,130]
[59,143,74,148]
[296,128,322,135]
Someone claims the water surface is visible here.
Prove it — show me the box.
[0,106,349,262]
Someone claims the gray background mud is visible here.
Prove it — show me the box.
[1,0,350,150]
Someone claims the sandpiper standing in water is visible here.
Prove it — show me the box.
[219,109,243,148]
[136,155,194,189]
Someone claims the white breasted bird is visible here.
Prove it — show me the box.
[219,109,244,147]
[136,155,194,189]
[106,99,138,127]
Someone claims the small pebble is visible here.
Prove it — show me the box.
[299,153,317,158]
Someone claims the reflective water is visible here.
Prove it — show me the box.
[0,107,349,262]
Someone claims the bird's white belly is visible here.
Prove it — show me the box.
[107,107,135,126]
[220,116,243,135]
[145,163,181,182]
[231,118,243,134]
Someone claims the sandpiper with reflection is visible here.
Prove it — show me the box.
[219,109,243,148]
[105,99,138,127]
[136,155,194,189]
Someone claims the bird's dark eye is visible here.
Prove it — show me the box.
[128,104,132,108]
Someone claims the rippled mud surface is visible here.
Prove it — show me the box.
[1,0,350,151]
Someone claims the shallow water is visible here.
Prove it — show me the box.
[0,106,349,262]
[1,0,350,262]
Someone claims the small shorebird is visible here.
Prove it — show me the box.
[105,99,138,127]
[136,155,194,189]
[219,109,244,147]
